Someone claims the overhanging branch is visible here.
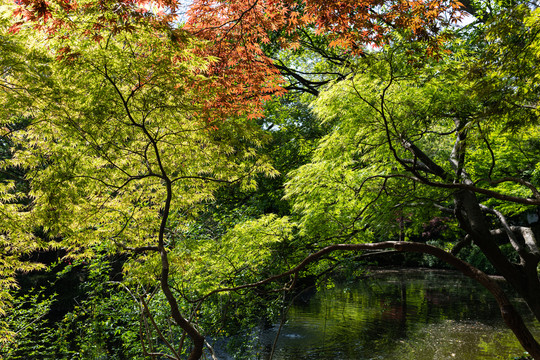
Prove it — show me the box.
[193,241,540,358]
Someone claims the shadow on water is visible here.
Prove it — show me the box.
[220,268,540,360]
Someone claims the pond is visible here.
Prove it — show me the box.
[219,268,540,360]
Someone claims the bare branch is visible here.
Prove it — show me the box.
[481,204,525,259]
[449,119,472,183]
[145,353,178,360]
[479,177,540,200]
[478,122,496,179]
[451,234,472,255]
[204,340,219,360]
[410,175,540,206]
[402,139,451,181]
[481,204,540,263]
[140,295,181,359]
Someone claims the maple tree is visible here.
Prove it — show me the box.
[187,0,540,357]
[8,0,286,119]
[7,0,540,359]
[185,0,540,357]
[9,0,465,104]
[185,0,466,98]
[186,0,463,49]
[0,1,279,358]
[249,2,540,358]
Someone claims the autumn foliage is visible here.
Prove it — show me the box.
[10,0,464,120]
[187,0,463,49]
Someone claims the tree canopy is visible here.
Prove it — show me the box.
[0,1,276,357]
[3,0,540,359]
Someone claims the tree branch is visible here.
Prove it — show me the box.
[480,177,540,200]
[192,241,540,358]
[480,204,530,264]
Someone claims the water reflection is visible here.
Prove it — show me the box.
[254,269,538,360]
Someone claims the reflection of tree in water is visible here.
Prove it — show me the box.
[257,269,532,360]
[379,280,408,338]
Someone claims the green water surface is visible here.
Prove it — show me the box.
[254,269,539,360]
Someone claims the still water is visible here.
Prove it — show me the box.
[245,269,539,360]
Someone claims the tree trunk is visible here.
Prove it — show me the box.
[454,189,540,321]
[159,181,205,360]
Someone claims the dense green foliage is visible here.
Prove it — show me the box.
[2,0,540,359]
[0,1,277,357]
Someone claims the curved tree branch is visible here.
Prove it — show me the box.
[192,241,540,359]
